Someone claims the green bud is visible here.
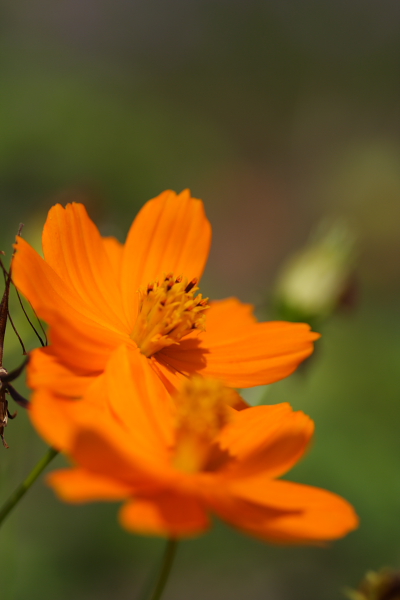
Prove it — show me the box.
[273,220,357,324]
[344,568,400,600]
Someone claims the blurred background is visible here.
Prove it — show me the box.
[1,1,400,599]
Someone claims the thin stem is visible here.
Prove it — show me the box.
[146,538,178,600]
[0,447,58,528]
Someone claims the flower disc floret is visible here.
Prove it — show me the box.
[130,274,209,357]
[173,376,237,473]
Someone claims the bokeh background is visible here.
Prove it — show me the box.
[1,1,400,599]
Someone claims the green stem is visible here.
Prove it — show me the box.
[147,539,178,600]
[0,446,58,528]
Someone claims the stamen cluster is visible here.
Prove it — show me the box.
[131,274,208,357]
[172,376,236,473]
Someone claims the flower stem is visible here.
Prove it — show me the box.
[0,446,58,528]
[146,538,178,600]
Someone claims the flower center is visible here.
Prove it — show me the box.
[131,274,209,357]
[172,377,237,473]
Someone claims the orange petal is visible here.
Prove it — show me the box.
[217,403,314,478]
[105,345,175,450]
[28,347,95,396]
[119,492,210,537]
[103,236,124,281]
[219,479,359,542]
[29,373,108,451]
[42,203,128,330]
[160,300,320,387]
[65,346,174,484]
[29,345,173,463]
[202,298,257,338]
[29,389,80,451]
[149,356,187,394]
[13,236,130,375]
[47,313,131,374]
[70,424,171,491]
[13,236,99,326]
[48,468,132,502]
[121,190,212,329]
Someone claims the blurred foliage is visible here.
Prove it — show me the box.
[1,1,400,599]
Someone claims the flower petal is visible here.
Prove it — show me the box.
[48,468,132,502]
[105,345,175,449]
[29,373,107,451]
[14,236,99,326]
[121,190,212,329]
[148,356,186,395]
[103,236,124,281]
[46,312,130,374]
[13,236,130,375]
[160,299,320,387]
[70,425,169,490]
[42,203,128,330]
[119,492,210,537]
[200,297,257,338]
[217,479,359,542]
[63,345,174,483]
[217,403,314,478]
[28,347,95,396]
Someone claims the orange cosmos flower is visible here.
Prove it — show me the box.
[46,345,358,542]
[13,190,319,444]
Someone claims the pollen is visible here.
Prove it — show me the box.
[172,376,237,473]
[131,274,209,357]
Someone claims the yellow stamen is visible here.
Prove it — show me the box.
[131,274,208,357]
[172,377,237,473]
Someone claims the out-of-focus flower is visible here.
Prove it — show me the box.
[47,345,358,542]
[274,220,357,324]
[345,568,400,600]
[13,190,319,449]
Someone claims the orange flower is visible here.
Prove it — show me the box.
[47,345,358,542]
[13,190,319,445]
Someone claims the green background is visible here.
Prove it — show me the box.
[1,1,400,599]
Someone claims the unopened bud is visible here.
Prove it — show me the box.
[345,567,400,600]
[273,220,357,324]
